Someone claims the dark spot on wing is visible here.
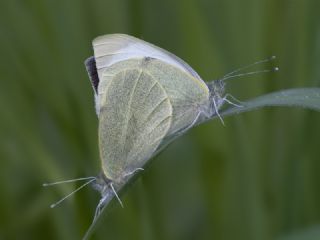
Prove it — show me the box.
[85,56,99,94]
[144,56,155,62]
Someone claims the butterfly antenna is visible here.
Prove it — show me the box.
[221,56,277,81]
[43,177,96,208]
[221,67,279,81]
[43,176,96,187]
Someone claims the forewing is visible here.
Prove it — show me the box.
[93,34,202,82]
[99,68,172,182]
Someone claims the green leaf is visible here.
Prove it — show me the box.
[220,88,320,117]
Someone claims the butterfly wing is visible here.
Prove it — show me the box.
[92,33,203,82]
[88,34,210,119]
[98,58,210,137]
[144,58,209,135]
[99,68,172,182]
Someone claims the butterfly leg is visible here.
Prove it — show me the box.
[186,110,202,130]
[123,168,144,178]
[212,98,225,126]
[173,110,202,137]
[109,182,124,208]
[223,94,243,108]
[165,110,203,140]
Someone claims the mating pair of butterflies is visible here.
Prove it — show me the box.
[85,34,226,193]
[45,34,237,231]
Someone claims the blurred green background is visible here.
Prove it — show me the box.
[1,0,320,239]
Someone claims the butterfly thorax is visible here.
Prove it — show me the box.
[206,79,226,117]
[92,172,112,196]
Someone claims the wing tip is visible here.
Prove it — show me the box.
[93,33,133,46]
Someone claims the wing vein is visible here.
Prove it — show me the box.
[129,115,172,158]
[121,70,143,156]
[140,97,169,127]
